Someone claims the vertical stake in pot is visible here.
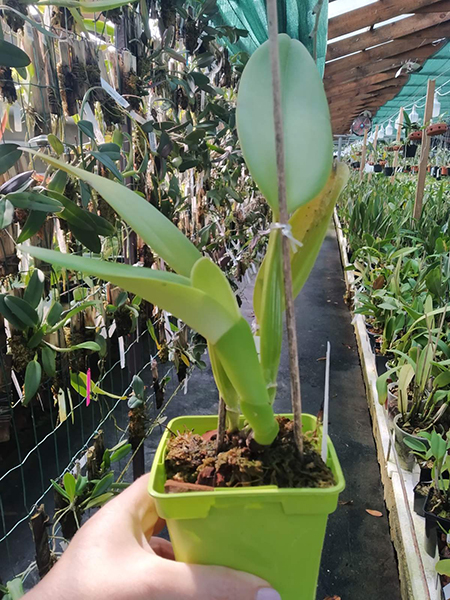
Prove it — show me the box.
[266,0,303,458]
[359,127,368,181]
[321,342,331,463]
[368,125,379,183]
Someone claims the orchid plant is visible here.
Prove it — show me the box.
[20,35,348,446]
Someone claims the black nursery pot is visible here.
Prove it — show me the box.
[404,144,418,158]
[351,161,360,169]
[384,166,394,176]
[374,164,382,173]
[414,481,431,517]
[424,489,450,558]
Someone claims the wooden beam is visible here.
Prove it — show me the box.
[414,80,435,219]
[327,11,450,61]
[325,71,404,97]
[416,0,450,12]
[328,0,444,40]
[324,44,442,87]
[327,81,404,104]
[325,27,449,78]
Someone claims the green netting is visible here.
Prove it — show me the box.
[374,42,450,126]
[213,0,328,75]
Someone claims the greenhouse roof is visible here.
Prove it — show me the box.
[324,0,450,134]
[213,0,328,74]
[374,41,450,126]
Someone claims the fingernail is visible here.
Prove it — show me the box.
[256,588,282,600]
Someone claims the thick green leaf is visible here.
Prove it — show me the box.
[68,223,101,253]
[90,471,114,498]
[78,120,95,140]
[46,302,63,326]
[191,257,240,320]
[132,375,145,399]
[45,340,100,353]
[27,327,45,349]
[4,578,24,599]
[20,246,237,344]
[23,360,42,405]
[51,478,70,500]
[403,437,428,454]
[85,211,115,236]
[63,472,77,503]
[0,294,26,330]
[6,191,63,212]
[47,170,68,194]
[0,198,14,229]
[47,134,64,156]
[110,442,132,463]
[84,492,114,509]
[436,559,450,577]
[434,371,450,390]
[0,144,22,175]
[20,150,201,278]
[16,211,47,243]
[4,296,39,327]
[41,345,56,377]
[236,35,332,214]
[0,40,30,68]
[91,151,123,182]
[257,229,282,402]
[24,269,45,309]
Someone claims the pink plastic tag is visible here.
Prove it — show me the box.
[86,368,91,407]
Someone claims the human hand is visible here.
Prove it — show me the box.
[24,474,281,600]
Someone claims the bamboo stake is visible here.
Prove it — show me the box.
[368,124,379,182]
[359,127,368,181]
[414,80,436,221]
[391,107,404,183]
[266,0,303,457]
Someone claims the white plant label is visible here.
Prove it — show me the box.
[13,103,22,132]
[129,110,146,125]
[444,583,450,600]
[83,103,105,144]
[11,370,22,400]
[118,336,126,368]
[100,77,130,108]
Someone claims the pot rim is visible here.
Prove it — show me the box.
[149,413,345,502]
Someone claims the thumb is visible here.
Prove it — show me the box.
[151,559,281,600]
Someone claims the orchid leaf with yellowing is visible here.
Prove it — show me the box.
[236,34,333,216]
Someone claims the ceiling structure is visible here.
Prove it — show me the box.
[325,0,450,134]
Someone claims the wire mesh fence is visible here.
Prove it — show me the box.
[0,319,193,582]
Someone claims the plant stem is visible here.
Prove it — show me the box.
[266,0,303,458]
[217,396,226,453]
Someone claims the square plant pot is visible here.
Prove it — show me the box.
[149,413,345,600]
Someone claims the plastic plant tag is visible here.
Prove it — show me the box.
[118,336,126,369]
[83,103,105,144]
[11,370,22,400]
[444,583,450,600]
[129,110,146,125]
[86,367,91,406]
[100,77,130,108]
[13,103,22,132]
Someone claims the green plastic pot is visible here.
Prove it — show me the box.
[148,413,345,600]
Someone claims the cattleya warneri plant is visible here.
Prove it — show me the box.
[21,35,349,446]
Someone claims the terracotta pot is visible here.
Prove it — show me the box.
[379,160,387,167]
[426,122,448,137]
[441,166,449,176]
[409,130,423,142]
[412,165,419,173]
[427,166,431,173]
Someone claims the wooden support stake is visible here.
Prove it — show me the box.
[414,80,436,221]
[359,128,368,181]
[267,0,303,457]
[391,107,404,183]
[216,396,226,453]
[368,125,379,182]
[30,505,55,579]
